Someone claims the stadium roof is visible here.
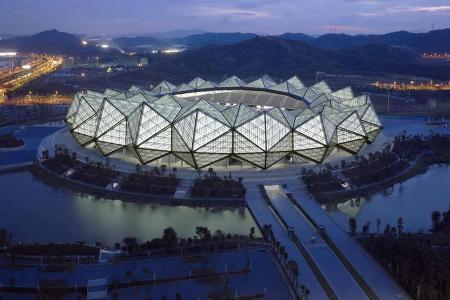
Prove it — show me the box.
[66,75,382,169]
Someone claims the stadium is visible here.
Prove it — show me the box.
[65,75,382,170]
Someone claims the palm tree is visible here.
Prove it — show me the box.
[286,260,296,282]
[283,251,288,266]
[275,241,281,255]
[249,226,255,239]
[279,245,286,261]
[291,261,299,288]
[304,288,310,300]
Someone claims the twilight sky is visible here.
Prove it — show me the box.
[1,0,450,36]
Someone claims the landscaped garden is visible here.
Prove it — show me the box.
[302,168,344,195]
[358,207,450,300]
[342,150,410,187]
[7,243,100,257]
[117,225,258,258]
[303,133,450,204]
[120,165,179,195]
[190,169,246,199]
[41,146,79,174]
[69,161,119,187]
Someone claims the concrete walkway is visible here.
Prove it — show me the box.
[283,178,410,300]
[245,182,328,300]
[264,186,367,300]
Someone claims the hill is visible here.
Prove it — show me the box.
[278,32,314,43]
[0,30,119,56]
[112,36,169,49]
[111,36,450,87]
[174,32,258,48]
[285,29,450,52]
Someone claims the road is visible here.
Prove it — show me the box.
[283,178,410,300]
[245,182,329,300]
[0,54,63,101]
[265,185,368,300]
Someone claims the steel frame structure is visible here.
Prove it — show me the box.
[65,75,382,169]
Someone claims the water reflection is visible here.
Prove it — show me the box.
[323,197,366,218]
[326,164,450,232]
[0,171,259,246]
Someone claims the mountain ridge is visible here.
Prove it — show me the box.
[110,36,450,87]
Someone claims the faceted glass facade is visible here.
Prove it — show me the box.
[66,75,382,169]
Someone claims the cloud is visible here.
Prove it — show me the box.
[187,5,271,20]
[1,0,450,35]
[405,5,450,13]
[357,12,383,17]
[319,24,372,33]
[357,4,450,18]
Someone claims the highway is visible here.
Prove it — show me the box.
[0,54,63,100]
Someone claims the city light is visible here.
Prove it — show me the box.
[100,44,109,49]
[0,52,17,57]
[162,48,184,54]
[81,40,88,45]
[0,54,63,101]
[373,80,450,91]
[422,53,450,61]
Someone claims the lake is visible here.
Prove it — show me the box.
[1,116,450,244]
[0,171,259,246]
[324,116,450,233]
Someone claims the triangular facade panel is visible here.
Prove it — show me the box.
[66,74,382,169]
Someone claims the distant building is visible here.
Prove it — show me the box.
[139,57,148,66]
[63,57,99,69]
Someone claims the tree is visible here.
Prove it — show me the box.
[135,164,141,174]
[122,237,139,255]
[304,288,310,300]
[0,228,11,247]
[162,227,178,248]
[196,226,211,241]
[283,251,288,266]
[384,224,391,236]
[175,292,182,300]
[291,261,299,287]
[275,241,281,255]
[286,260,299,286]
[279,246,286,262]
[431,211,441,232]
[349,217,357,235]
[249,227,255,239]
[213,229,224,241]
[397,217,404,235]
[362,222,370,234]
